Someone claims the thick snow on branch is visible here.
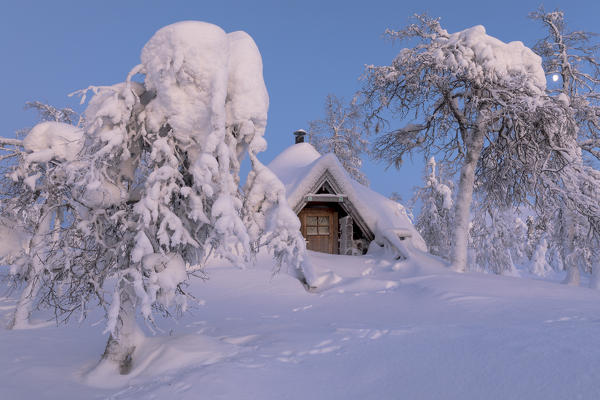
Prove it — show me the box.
[0,138,23,147]
[22,121,83,163]
[227,31,269,148]
[431,25,547,93]
[140,22,268,146]
[142,22,230,144]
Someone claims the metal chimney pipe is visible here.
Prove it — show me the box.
[294,129,306,144]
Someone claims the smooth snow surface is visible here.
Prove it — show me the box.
[268,142,427,252]
[2,252,600,399]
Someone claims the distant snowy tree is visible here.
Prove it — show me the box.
[528,236,552,276]
[308,94,369,185]
[545,209,594,285]
[362,15,577,272]
[529,8,600,285]
[0,101,82,329]
[412,157,453,260]
[0,22,314,374]
[469,204,528,276]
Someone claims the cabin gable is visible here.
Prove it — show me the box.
[294,170,374,255]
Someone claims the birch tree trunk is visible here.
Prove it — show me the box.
[590,260,600,289]
[100,284,143,375]
[10,274,43,329]
[451,119,486,272]
[562,212,581,285]
[9,208,52,329]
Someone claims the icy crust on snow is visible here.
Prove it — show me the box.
[431,25,546,93]
[268,143,427,254]
[22,121,83,163]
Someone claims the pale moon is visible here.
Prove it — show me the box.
[552,74,560,82]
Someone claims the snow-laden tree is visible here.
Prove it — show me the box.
[411,157,453,260]
[362,15,572,272]
[529,237,552,277]
[242,138,316,286]
[469,204,528,276]
[546,209,595,284]
[0,21,314,374]
[529,8,600,286]
[0,102,83,329]
[308,94,369,185]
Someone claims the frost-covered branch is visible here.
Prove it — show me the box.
[0,138,23,147]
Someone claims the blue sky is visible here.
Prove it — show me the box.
[2,0,599,203]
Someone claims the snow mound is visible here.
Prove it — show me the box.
[83,334,239,388]
[268,143,427,254]
[23,121,83,163]
[433,25,546,93]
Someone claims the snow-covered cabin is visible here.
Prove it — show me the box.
[268,133,427,258]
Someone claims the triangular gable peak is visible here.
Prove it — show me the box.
[294,169,374,243]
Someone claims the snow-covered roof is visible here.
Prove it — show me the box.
[268,143,427,255]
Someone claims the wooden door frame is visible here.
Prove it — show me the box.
[298,206,339,254]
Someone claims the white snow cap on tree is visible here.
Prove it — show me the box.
[431,25,547,93]
[141,21,269,148]
[141,21,230,143]
[227,31,269,147]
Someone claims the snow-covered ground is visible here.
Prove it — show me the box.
[2,251,600,399]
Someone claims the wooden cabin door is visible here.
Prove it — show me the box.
[299,207,338,254]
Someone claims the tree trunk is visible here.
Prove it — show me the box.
[451,123,486,272]
[100,286,142,375]
[9,209,52,329]
[9,274,42,329]
[563,259,580,286]
[590,261,600,289]
[561,211,581,286]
